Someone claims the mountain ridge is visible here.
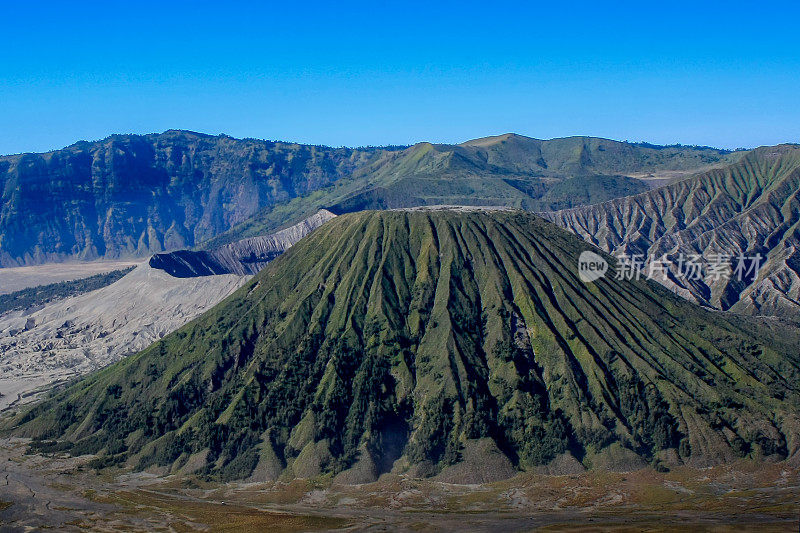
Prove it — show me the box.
[0,131,394,266]
[203,135,744,247]
[0,130,744,266]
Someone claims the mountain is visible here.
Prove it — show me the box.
[11,209,800,483]
[0,131,394,267]
[544,145,800,318]
[0,131,741,266]
[207,135,742,247]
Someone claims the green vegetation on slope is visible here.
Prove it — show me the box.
[203,135,743,247]
[11,210,799,482]
[536,174,649,210]
[0,267,134,314]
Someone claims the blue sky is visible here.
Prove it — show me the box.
[2,0,799,154]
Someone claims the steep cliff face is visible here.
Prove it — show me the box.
[0,131,388,266]
[544,145,800,317]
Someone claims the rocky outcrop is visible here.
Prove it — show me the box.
[544,145,800,318]
[148,209,336,277]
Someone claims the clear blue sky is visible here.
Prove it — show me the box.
[2,0,799,154]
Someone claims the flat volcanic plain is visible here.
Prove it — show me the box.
[1,438,798,532]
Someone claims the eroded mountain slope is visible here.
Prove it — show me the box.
[544,145,800,317]
[149,209,336,277]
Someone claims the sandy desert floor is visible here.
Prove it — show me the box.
[0,261,142,295]
[0,263,248,411]
[1,437,798,532]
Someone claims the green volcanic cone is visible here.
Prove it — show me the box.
[11,209,800,482]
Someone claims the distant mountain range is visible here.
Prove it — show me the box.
[545,145,800,318]
[0,131,741,266]
[207,133,742,246]
[13,210,800,482]
[0,131,394,266]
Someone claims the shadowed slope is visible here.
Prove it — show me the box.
[0,131,394,266]
[11,210,800,482]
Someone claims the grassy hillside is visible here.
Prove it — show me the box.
[203,135,742,247]
[10,210,798,482]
